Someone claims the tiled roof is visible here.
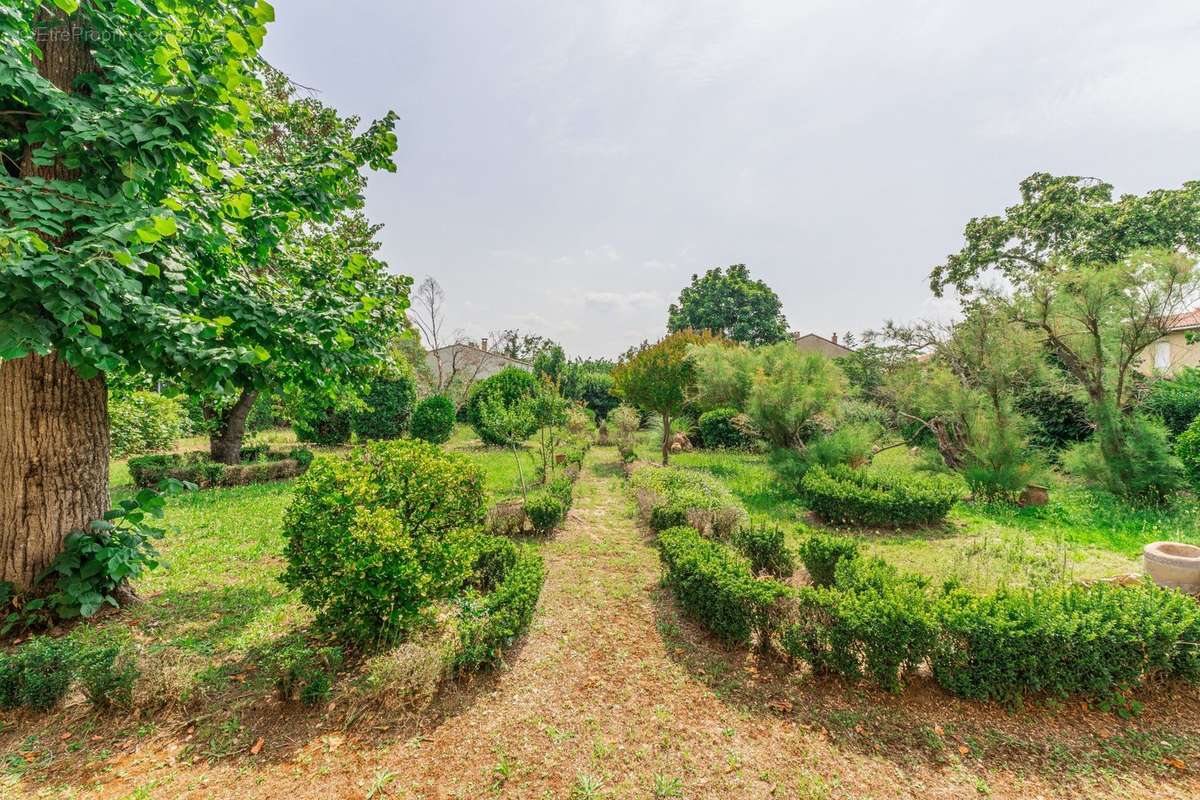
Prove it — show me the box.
[1167,308,1200,331]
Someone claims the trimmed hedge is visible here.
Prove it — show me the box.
[411,395,456,444]
[456,537,546,669]
[656,526,792,647]
[732,522,795,578]
[128,448,312,489]
[351,375,417,440]
[629,464,746,537]
[796,532,860,587]
[801,465,961,527]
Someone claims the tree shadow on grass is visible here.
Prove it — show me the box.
[647,578,1200,792]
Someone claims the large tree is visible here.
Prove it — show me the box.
[667,264,789,345]
[930,173,1200,296]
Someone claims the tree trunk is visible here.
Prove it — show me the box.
[661,412,671,466]
[0,355,109,592]
[0,9,108,592]
[209,389,259,465]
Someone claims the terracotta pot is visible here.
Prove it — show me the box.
[1143,541,1200,592]
[1018,484,1049,507]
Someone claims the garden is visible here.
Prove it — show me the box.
[4,2,1200,799]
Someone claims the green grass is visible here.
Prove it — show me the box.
[445,424,543,502]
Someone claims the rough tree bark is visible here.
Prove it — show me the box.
[661,412,671,466]
[0,8,109,592]
[207,388,259,465]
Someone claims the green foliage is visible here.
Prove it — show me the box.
[351,374,417,440]
[108,391,187,457]
[769,423,880,488]
[72,626,138,709]
[731,523,795,578]
[39,487,175,619]
[796,532,859,587]
[127,449,309,489]
[292,402,352,446]
[629,465,745,535]
[1176,415,1200,489]
[609,404,641,459]
[930,172,1200,296]
[525,491,567,534]
[1144,369,1200,437]
[958,412,1043,502]
[0,654,21,710]
[1016,386,1092,452]
[784,560,936,692]
[15,637,74,711]
[656,526,792,647]
[280,439,486,646]
[667,264,790,345]
[562,369,619,419]
[532,344,565,382]
[411,395,456,444]
[265,634,344,705]
[932,581,1200,702]
[467,368,540,445]
[697,407,754,449]
[801,465,961,527]
[1063,411,1184,504]
[456,539,546,670]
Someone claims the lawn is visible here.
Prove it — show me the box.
[664,438,1200,592]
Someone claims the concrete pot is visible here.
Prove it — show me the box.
[1143,541,1200,593]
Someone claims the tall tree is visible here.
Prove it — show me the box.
[667,264,789,346]
[612,329,722,464]
[930,173,1200,296]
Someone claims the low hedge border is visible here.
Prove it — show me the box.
[800,465,961,527]
[128,447,314,489]
[629,463,747,538]
[656,524,1200,702]
[455,536,546,670]
[486,438,590,536]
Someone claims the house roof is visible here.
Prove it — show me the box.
[426,342,532,367]
[790,331,854,355]
[1167,308,1200,332]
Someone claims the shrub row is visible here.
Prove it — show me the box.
[800,465,961,527]
[128,447,313,489]
[629,464,746,538]
[656,526,792,647]
[455,536,546,669]
[657,525,1200,702]
[0,627,139,712]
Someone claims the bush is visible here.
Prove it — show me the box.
[109,391,186,457]
[265,635,344,705]
[1144,368,1200,438]
[656,526,792,647]
[281,439,486,646]
[1176,415,1200,489]
[351,374,417,440]
[525,491,566,534]
[128,449,310,489]
[732,522,795,577]
[567,370,619,420]
[17,637,74,711]
[293,403,352,445]
[0,654,21,710]
[932,581,1200,702]
[698,407,754,449]
[770,423,880,486]
[456,539,545,669]
[801,465,961,527]
[630,465,746,537]
[1062,413,1184,504]
[73,626,138,709]
[783,561,936,693]
[796,532,859,587]
[467,368,540,445]
[411,395,456,444]
[1016,387,1092,451]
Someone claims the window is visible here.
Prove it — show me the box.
[1155,341,1171,370]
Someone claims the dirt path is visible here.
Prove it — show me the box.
[21,447,1200,799]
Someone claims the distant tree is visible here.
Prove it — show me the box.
[493,330,558,362]
[612,329,723,464]
[532,344,565,383]
[667,265,789,345]
[930,173,1200,296]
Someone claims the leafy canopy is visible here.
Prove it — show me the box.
[667,264,790,346]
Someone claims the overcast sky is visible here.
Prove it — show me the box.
[263,0,1200,358]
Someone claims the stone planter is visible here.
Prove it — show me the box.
[1143,541,1200,593]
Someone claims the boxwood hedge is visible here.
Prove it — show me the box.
[801,465,961,527]
[456,537,546,669]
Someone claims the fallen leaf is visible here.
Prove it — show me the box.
[933,725,944,736]
[250,737,264,756]
[59,732,72,741]
[1165,757,1187,771]
[958,746,970,756]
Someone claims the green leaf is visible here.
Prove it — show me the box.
[53,0,80,13]
[152,216,178,236]
[85,323,102,338]
[227,30,249,53]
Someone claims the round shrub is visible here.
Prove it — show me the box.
[280,439,487,646]
[698,407,753,449]
[524,491,566,534]
[351,374,417,440]
[576,371,619,419]
[796,532,859,587]
[466,368,539,445]
[456,540,546,669]
[412,395,456,444]
[732,522,795,578]
[109,391,187,457]
[292,404,352,446]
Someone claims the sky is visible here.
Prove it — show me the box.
[263,0,1200,358]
